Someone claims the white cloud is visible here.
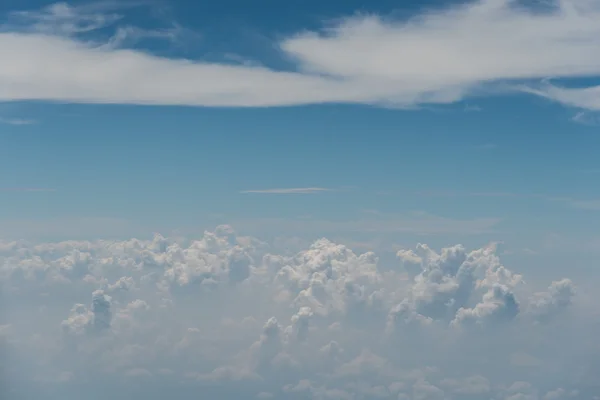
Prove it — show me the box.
[0,117,37,125]
[544,388,567,400]
[1,225,599,399]
[571,111,600,126]
[527,84,600,111]
[440,375,491,395]
[464,104,482,112]
[527,278,576,321]
[4,1,600,108]
[6,2,124,35]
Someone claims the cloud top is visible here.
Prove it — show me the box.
[1,226,597,399]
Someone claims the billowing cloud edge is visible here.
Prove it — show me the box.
[2,1,600,109]
[1,225,598,399]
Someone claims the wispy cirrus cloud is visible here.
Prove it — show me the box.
[4,1,600,108]
[0,117,37,125]
[526,83,600,112]
[5,2,195,50]
[5,1,124,36]
[464,104,482,112]
[571,111,600,126]
[240,187,333,194]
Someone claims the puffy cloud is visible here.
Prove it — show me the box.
[412,380,445,400]
[439,375,490,396]
[394,242,524,330]
[61,289,112,335]
[544,388,566,400]
[285,307,314,342]
[503,381,539,400]
[527,279,576,321]
[0,225,598,399]
[90,289,112,331]
[61,303,93,335]
[4,1,600,109]
[452,284,520,327]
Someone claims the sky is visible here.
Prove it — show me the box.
[1,0,600,399]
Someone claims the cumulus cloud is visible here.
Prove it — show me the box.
[3,1,600,108]
[439,375,491,396]
[527,278,576,321]
[452,283,520,327]
[0,225,598,399]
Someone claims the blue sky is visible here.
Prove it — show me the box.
[3,1,600,400]
[3,99,599,241]
[1,0,600,256]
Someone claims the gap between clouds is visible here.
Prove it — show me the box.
[2,1,600,109]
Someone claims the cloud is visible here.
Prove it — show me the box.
[6,2,124,36]
[571,111,600,126]
[240,188,333,194]
[102,24,191,49]
[440,375,491,395]
[1,225,598,399]
[452,283,520,327]
[526,84,600,111]
[464,104,483,112]
[0,117,37,125]
[527,279,576,321]
[4,1,600,108]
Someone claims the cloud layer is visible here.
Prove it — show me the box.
[1,226,598,399]
[2,1,600,109]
